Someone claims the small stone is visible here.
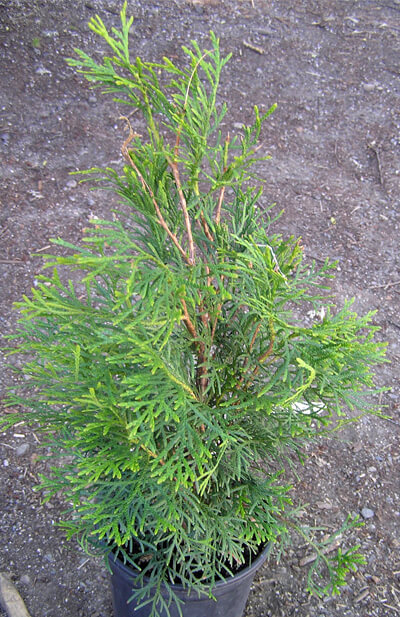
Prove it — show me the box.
[43,30,59,38]
[44,553,55,563]
[3,459,9,467]
[19,574,31,585]
[361,507,375,519]
[88,95,97,104]
[363,82,376,92]
[233,122,244,129]
[65,178,77,189]
[15,443,30,457]
[35,65,51,76]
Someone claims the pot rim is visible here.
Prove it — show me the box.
[108,541,272,592]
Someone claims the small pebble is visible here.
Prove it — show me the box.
[361,507,375,519]
[35,65,51,76]
[19,574,31,585]
[65,178,78,189]
[15,443,30,457]
[3,459,9,467]
[233,122,244,129]
[363,82,376,92]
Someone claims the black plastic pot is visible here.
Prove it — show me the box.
[108,544,270,617]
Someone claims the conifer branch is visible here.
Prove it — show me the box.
[215,134,231,225]
[169,51,213,265]
[120,117,192,266]
[239,321,275,390]
[210,302,223,350]
[13,19,386,611]
[174,50,212,159]
[237,322,261,386]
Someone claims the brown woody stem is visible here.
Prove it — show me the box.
[120,117,192,266]
[181,299,208,394]
[168,159,195,265]
[200,212,214,243]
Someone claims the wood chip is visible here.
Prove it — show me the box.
[0,573,32,617]
[355,588,370,603]
[315,500,333,510]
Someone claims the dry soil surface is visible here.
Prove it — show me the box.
[0,1,399,616]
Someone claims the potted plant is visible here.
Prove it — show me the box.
[2,4,387,617]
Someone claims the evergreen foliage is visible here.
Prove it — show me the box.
[2,4,387,616]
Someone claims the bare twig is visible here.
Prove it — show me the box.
[369,279,400,290]
[215,186,226,226]
[354,588,370,603]
[243,40,265,55]
[35,245,51,253]
[0,259,24,265]
[381,603,400,614]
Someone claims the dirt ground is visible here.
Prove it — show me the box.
[0,0,399,616]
